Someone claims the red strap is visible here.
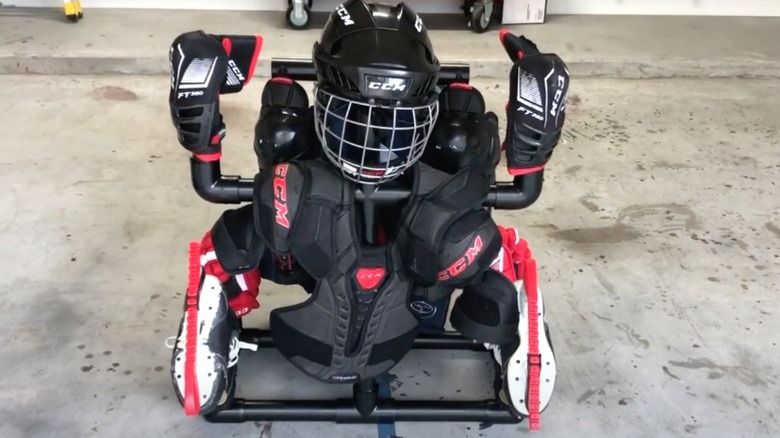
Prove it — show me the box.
[523,250,542,431]
[183,241,202,416]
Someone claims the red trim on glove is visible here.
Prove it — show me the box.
[244,35,264,86]
[499,29,524,61]
[229,269,261,317]
[221,37,233,56]
[199,231,262,317]
[199,232,230,282]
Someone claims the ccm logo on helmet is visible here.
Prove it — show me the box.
[368,81,407,92]
[366,76,409,92]
[415,15,423,32]
[273,164,290,229]
[438,235,484,281]
[336,3,354,25]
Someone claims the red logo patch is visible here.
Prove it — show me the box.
[273,164,290,229]
[356,267,386,291]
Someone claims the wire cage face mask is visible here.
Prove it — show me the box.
[314,86,439,184]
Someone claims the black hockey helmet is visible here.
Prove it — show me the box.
[313,0,441,184]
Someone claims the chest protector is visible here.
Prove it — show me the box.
[253,160,496,383]
[254,161,418,383]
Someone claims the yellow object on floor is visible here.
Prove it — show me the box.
[64,0,83,22]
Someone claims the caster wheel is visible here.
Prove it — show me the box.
[288,0,313,7]
[286,3,311,30]
[462,1,475,18]
[78,12,84,19]
[469,5,491,33]
[66,14,79,22]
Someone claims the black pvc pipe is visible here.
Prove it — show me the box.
[487,171,545,210]
[271,58,471,86]
[204,399,522,424]
[190,157,544,210]
[239,328,486,351]
[189,157,254,203]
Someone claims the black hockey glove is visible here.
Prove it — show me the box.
[501,31,569,175]
[169,31,228,157]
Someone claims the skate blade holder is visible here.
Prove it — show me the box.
[164,338,258,352]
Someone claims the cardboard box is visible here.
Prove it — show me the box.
[502,0,548,24]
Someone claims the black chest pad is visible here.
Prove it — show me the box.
[254,160,355,278]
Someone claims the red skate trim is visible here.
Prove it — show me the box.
[183,241,202,416]
[523,251,541,431]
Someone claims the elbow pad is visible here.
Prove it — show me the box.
[168,31,227,155]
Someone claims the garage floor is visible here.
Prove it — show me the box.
[0,73,777,437]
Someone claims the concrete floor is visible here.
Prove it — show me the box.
[0,74,778,438]
[2,8,780,79]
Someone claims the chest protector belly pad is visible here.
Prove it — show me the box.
[254,160,418,383]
